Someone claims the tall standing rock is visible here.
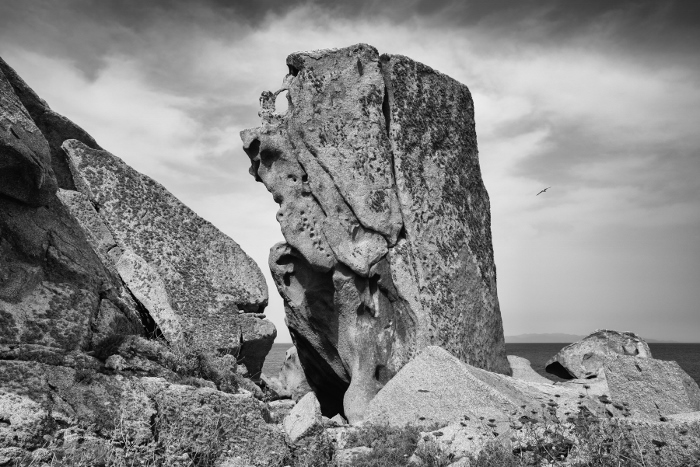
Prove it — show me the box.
[242,44,510,421]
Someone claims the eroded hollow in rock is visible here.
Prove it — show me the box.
[242,43,510,421]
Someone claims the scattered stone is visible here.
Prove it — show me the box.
[604,354,700,419]
[268,399,297,424]
[545,329,651,379]
[507,355,551,384]
[335,446,372,467]
[283,391,323,443]
[243,43,510,422]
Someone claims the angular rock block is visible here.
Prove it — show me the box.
[365,346,604,429]
[1,56,274,378]
[242,43,510,421]
[283,391,323,443]
[605,354,700,419]
[62,139,274,376]
[545,329,652,379]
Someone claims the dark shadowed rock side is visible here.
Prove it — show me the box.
[242,43,510,421]
[0,57,282,464]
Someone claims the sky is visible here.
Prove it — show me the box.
[1,0,698,343]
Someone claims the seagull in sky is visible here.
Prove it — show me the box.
[536,187,551,196]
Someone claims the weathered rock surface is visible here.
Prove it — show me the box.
[0,360,288,466]
[0,57,101,190]
[283,391,323,443]
[359,345,700,465]
[266,345,312,400]
[365,346,606,429]
[0,64,57,206]
[545,329,651,379]
[243,43,509,421]
[1,56,284,464]
[604,354,700,420]
[508,355,551,384]
[62,139,274,375]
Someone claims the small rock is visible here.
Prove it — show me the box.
[283,392,322,443]
[335,446,372,467]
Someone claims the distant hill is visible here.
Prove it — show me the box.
[505,333,674,343]
[505,333,585,343]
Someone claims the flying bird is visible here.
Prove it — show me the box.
[536,187,551,196]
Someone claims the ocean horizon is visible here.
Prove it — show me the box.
[262,342,700,386]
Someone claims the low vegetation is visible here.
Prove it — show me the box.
[12,396,700,466]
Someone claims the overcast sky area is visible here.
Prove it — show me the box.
[1,0,698,342]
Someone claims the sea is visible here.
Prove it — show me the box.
[262,342,700,385]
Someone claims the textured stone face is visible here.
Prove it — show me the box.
[63,139,274,376]
[0,56,275,379]
[242,44,510,421]
[604,354,700,419]
[545,329,652,379]
[0,65,57,206]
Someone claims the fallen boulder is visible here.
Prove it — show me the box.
[243,43,510,421]
[365,346,604,429]
[545,329,651,379]
[604,354,700,420]
[283,391,323,443]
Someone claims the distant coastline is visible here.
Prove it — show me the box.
[504,333,678,343]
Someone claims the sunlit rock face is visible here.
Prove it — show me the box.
[242,43,510,422]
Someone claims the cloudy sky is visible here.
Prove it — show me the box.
[1,0,698,342]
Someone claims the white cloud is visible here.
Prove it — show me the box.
[2,2,698,341]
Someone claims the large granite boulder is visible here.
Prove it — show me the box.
[361,346,700,465]
[0,55,287,464]
[545,329,651,379]
[1,57,143,356]
[365,346,604,429]
[0,62,57,206]
[62,139,273,375]
[604,354,700,420]
[242,43,510,422]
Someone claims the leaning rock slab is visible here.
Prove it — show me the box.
[243,43,509,421]
[63,139,274,375]
[365,346,605,429]
[545,329,651,379]
[0,62,57,206]
[283,391,322,443]
[604,354,700,420]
